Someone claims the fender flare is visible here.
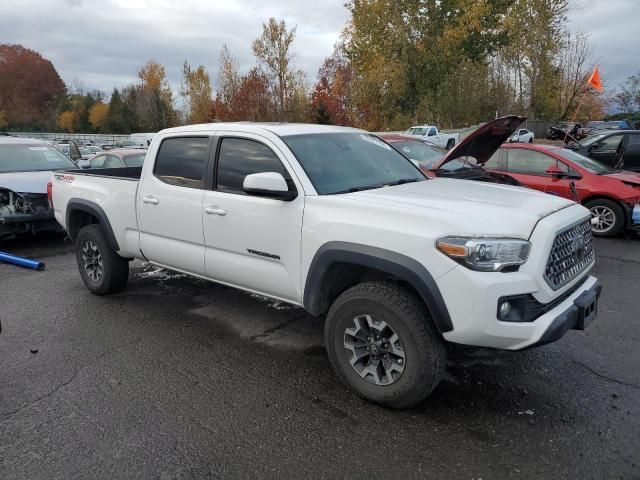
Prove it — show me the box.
[66,198,120,251]
[303,242,453,333]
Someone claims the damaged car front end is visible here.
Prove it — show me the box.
[0,137,78,241]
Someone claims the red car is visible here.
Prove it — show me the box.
[486,143,640,236]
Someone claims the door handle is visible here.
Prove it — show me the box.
[204,206,226,216]
[143,196,159,205]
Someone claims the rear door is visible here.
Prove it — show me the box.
[621,133,640,172]
[137,136,213,275]
[202,134,304,302]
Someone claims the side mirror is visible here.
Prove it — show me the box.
[545,165,566,178]
[69,140,82,161]
[243,172,297,201]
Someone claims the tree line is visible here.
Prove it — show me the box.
[1,1,639,134]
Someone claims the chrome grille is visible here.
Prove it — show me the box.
[544,219,595,290]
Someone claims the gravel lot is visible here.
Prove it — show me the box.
[1,232,639,479]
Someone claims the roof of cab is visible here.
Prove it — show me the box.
[157,122,364,137]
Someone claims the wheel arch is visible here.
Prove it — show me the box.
[66,199,120,251]
[303,242,453,333]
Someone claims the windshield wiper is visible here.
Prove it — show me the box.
[385,178,422,186]
[333,184,385,194]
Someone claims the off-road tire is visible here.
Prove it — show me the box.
[76,224,129,295]
[584,198,625,237]
[324,281,446,409]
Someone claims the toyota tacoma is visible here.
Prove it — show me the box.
[51,117,601,408]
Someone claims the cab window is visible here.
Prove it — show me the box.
[154,137,210,189]
[216,138,290,195]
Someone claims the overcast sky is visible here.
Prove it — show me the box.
[0,0,636,97]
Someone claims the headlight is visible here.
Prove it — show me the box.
[436,237,531,272]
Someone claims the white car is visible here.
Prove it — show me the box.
[405,125,460,149]
[51,119,600,408]
[509,128,535,143]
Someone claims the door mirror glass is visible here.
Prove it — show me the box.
[243,172,297,200]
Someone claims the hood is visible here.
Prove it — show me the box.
[605,170,640,186]
[434,115,525,169]
[344,178,574,237]
[0,171,55,194]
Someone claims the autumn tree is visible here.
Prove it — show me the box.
[0,111,8,130]
[57,110,76,132]
[181,61,213,124]
[229,68,275,121]
[0,44,66,130]
[135,59,177,131]
[89,102,109,131]
[614,71,640,113]
[312,43,354,125]
[252,18,297,120]
[216,45,241,107]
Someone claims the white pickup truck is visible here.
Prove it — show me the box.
[405,125,460,149]
[51,119,601,408]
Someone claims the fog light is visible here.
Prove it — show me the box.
[499,301,512,318]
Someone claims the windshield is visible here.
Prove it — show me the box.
[438,157,479,172]
[282,133,425,195]
[0,144,78,173]
[79,147,92,155]
[391,140,445,169]
[600,121,624,129]
[124,153,145,167]
[579,133,609,147]
[559,149,614,174]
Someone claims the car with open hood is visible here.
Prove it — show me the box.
[486,142,640,237]
[0,136,77,240]
[381,115,526,186]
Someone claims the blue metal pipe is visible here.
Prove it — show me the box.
[0,251,45,270]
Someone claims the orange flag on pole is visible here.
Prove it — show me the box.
[587,66,603,91]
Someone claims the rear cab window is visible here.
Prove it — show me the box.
[154,137,210,189]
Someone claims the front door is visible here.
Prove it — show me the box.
[589,134,624,168]
[137,136,213,276]
[202,134,304,303]
[505,148,578,200]
[621,133,640,172]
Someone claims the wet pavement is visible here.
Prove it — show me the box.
[1,232,639,479]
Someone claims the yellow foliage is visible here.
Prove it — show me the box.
[0,110,8,130]
[57,110,76,132]
[89,102,108,130]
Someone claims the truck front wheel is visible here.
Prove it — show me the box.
[75,224,129,295]
[324,281,446,409]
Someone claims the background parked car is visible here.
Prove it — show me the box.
[485,143,640,236]
[577,120,632,139]
[405,125,460,149]
[509,128,534,143]
[566,130,640,172]
[546,122,581,140]
[0,137,77,240]
[75,148,146,169]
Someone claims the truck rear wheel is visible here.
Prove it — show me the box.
[75,224,129,295]
[324,281,446,409]
[446,139,455,149]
